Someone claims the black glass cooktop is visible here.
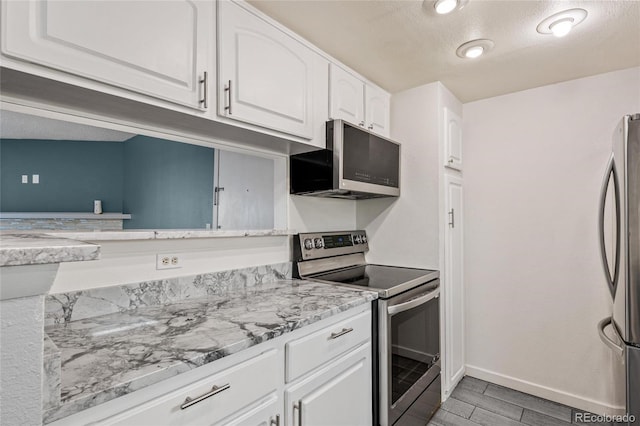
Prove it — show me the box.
[309,264,438,292]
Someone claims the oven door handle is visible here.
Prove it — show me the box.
[387,289,439,316]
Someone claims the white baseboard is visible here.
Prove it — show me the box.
[465,364,625,416]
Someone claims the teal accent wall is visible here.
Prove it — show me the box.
[123,135,214,229]
[0,139,124,212]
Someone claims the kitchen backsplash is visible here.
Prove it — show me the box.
[0,218,123,231]
[45,262,292,325]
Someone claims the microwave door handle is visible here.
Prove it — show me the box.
[387,289,439,316]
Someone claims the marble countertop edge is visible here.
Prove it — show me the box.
[0,234,100,267]
[40,229,295,241]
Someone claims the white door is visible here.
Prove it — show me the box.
[218,0,314,139]
[444,108,463,171]
[365,84,390,137]
[285,344,371,426]
[1,0,210,110]
[214,150,275,230]
[329,64,365,127]
[443,174,464,396]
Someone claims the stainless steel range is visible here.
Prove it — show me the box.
[293,230,441,426]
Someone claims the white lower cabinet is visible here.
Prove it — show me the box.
[285,343,372,426]
[49,304,372,426]
[95,349,279,426]
[216,394,280,426]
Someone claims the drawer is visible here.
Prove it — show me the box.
[96,349,278,426]
[286,310,371,382]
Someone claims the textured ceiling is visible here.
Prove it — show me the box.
[248,0,640,102]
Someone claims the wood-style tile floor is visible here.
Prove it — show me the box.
[425,376,613,426]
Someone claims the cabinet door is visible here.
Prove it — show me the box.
[365,84,390,137]
[218,0,314,139]
[286,343,372,426]
[329,64,365,127]
[443,174,464,397]
[1,0,210,110]
[444,108,463,171]
[216,394,280,426]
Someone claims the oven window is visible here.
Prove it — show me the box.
[390,296,440,404]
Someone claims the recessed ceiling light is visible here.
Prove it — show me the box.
[537,9,587,38]
[432,0,468,15]
[456,39,494,59]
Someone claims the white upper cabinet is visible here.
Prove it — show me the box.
[1,0,210,110]
[365,85,391,137]
[329,65,365,126]
[217,0,315,139]
[329,64,390,137]
[444,107,463,171]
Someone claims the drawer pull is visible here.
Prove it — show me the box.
[270,414,281,426]
[180,383,230,410]
[328,327,354,340]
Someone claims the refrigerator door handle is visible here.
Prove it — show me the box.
[598,317,625,357]
[598,153,621,298]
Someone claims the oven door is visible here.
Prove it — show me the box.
[379,282,441,425]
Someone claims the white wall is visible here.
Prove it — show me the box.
[290,196,356,232]
[463,67,640,414]
[357,83,441,268]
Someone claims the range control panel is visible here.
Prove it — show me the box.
[293,230,368,261]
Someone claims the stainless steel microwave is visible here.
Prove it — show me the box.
[290,120,401,199]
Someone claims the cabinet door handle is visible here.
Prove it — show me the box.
[358,121,365,127]
[225,80,232,115]
[199,71,208,109]
[294,401,303,426]
[328,327,353,340]
[367,124,374,130]
[448,208,455,228]
[270,414,281,426]
[180,383,230,410]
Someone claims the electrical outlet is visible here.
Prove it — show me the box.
[32,174,39,184]
[21,175,29,184]
[156,254,182,270]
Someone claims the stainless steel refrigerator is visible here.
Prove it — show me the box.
[598,113,640,423]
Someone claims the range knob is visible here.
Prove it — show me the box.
[361,235,367,243]
[314,237,324,249]
[354,235,362,244]
[303,238,313,250]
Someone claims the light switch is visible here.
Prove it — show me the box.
[32,174,39,184]
[21,175,28,184]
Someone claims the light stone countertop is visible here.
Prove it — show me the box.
[0,234,100,267]
[0,228,294,242]
[43,279,377,424]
